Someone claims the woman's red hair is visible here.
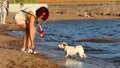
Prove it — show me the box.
[36,6,49,21]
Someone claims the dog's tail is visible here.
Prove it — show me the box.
[76,45,84,52]
[76,45,87,59]
[76,45,83,49]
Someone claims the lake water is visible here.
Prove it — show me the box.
[8,20,120,68]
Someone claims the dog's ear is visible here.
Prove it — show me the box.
[63,44,66,47]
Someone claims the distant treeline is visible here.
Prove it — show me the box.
[9,0,120,3]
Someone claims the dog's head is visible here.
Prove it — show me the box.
[58,42,68,49]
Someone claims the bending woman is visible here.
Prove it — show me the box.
[14,6,49,54]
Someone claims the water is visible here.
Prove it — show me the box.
[8,20,120,68]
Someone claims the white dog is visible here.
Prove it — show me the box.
[58,42,86,59]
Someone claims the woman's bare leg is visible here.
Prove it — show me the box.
[22,32,27,48]
[18,23,28,50]
[18,22,36,53]
[28,26,36,49]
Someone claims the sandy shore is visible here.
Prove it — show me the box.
[0,5,120,67]
[0,12,63,68]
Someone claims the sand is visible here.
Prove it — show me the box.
[0,12,63,68]
[0,4,120,67]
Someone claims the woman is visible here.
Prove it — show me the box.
[14,6,49,54]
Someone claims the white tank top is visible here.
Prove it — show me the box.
[15,6,40,21]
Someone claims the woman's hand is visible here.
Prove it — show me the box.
[38,29,44,38]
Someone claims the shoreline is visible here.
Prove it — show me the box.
[47,16,120,22]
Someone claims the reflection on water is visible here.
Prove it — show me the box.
[65,59,102,68]
[65,59,84,68]
[7,20,120,68]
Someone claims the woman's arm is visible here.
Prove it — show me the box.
[36,21,44,38]
[35,21,43,31]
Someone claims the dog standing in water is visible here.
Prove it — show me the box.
[58,42,86,59]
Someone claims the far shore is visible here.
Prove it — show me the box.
[48,13,120,22]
